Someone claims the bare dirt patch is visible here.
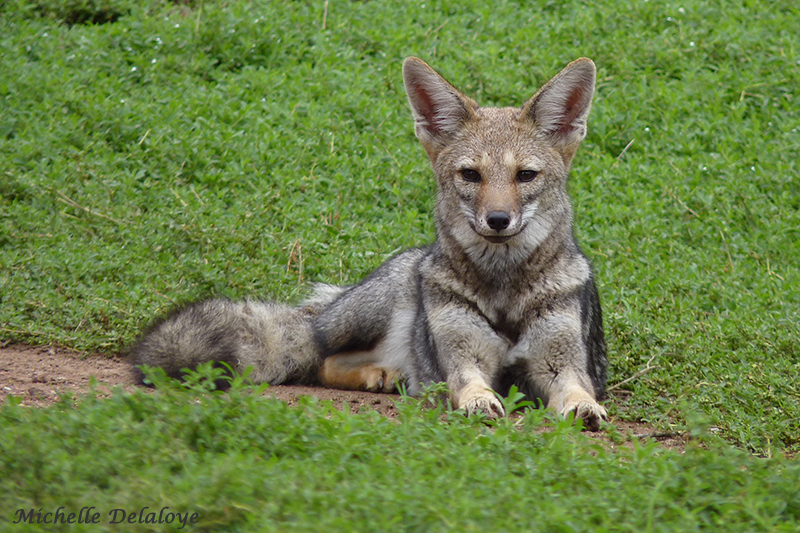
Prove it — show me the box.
[0,343,686,451]
[0,343,400,418]
[1,343,141,407]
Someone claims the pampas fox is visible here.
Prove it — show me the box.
[130,57,608,429]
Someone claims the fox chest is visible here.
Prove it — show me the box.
[470,291,535,345]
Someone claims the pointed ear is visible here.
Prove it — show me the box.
[403,57,478,159]
[522,58,596,159]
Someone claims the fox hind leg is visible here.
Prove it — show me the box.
[319,352,404,393]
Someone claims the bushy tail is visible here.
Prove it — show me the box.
[128,284,344,385]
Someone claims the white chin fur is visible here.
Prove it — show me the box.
[450,199,552,270]
[453,215,552,271]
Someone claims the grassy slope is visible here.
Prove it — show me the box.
[0,1,799,523]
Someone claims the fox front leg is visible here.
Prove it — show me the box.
[452,371,505,419]
[546,370,608,431]
[512,313,608,430]
[422,305,511,419]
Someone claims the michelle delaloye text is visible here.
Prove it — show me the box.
[13,507,199,529]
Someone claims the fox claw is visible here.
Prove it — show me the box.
[562,400,608,431]
[461,392,505,419]
[364,367,402,393]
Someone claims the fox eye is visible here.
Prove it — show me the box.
[460,168,482,183]
[516,169,538,182]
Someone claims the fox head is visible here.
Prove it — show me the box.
[402,57,595,267]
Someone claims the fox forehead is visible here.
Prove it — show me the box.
[454,150,546,173]
[447,107,553,170]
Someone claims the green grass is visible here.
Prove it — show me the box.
[1,0,799,527]
[2,369,800,532]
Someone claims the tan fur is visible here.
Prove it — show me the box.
[319,353,402,393]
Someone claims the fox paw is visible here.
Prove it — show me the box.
[363,366,403,393]
[458,387,505,419]
[561,399,608,431]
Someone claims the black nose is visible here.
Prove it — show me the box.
[486,211,511,232]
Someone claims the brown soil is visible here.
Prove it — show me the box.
[0,343,686,451]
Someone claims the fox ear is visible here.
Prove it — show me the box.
[403,57,478,159]
[523,58,596,159]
